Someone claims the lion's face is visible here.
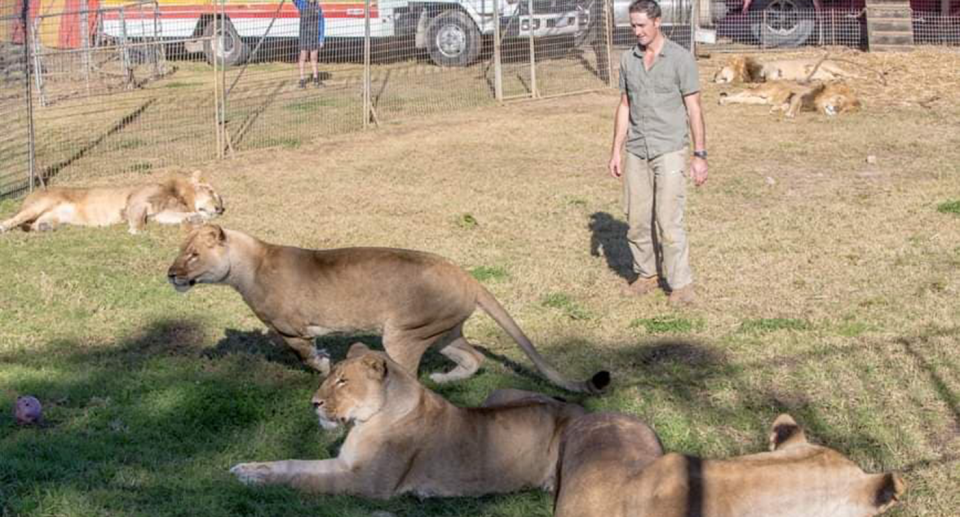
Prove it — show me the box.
[817,85,861,116]
[713,65,736,84]
[191,182,225,220]
[311,352,389,431]
[167,224,231,292]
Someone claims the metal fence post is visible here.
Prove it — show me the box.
[493,0,503,102]
[690,0,698,54]
[527,0,538,98]
[363,0,371,128]
[22,0,39,190]
[213,7,223,159]
[220,1,228,156]
[604,0,614,88]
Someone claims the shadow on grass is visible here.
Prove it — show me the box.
[588,212,635,281]
[0,319,543,517]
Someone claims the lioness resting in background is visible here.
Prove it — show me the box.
[719,81,861,118]
[230,343,587,498]
[167,224,610,394]
[0,170,224,234]
[713,55,859,84]
[554,413,905,517]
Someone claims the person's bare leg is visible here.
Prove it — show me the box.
[298,50,307,87]
[310,50,320,85]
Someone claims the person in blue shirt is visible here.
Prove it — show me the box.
[294,0,325,88]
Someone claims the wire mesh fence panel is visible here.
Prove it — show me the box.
[8,2,218,191]
[914,14,960,46]
[219,1,367,154]
[364,5,493,126]
[516,0,612,97]
[708,8,863,52]
[0,8,32,198]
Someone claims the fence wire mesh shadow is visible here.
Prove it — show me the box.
[3,0,960,199]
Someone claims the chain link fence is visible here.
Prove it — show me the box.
[1,0,958,198]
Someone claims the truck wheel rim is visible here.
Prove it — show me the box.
[765,0,804,35]
[437,25,466,58]
[214,28,235,58]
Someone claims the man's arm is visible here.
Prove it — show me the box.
[683,92,708,187]
[608,93,630,179]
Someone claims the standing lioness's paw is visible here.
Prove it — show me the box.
[230,463,272,485]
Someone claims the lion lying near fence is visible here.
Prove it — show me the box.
[718,81,861,118]
[554,413,905,517]
[713,55,860,84]
[0,170,224,234]
[230,343,587,499]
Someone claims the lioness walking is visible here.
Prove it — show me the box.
[167,224,610,394]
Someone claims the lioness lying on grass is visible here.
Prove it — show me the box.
[167,224,609,394]
[554,413,905,517]
[230,343,586,498]
[0,170,224,234]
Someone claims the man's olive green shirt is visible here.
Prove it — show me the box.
[618,38,699,160]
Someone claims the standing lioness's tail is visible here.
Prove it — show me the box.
[476,287,610,394]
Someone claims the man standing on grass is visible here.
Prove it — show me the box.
[608,0,708,305]
[295,0,325,88]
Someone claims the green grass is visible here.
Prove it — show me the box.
[470,265,510,283]
[936,199,960,215]
[283,97,337,113]
[456,213,478,230]
[630,315,701,334]
[541,293,592,320]
[738,318,811,334]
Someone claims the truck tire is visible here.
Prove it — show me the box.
[426,10,481,67]
[750,0,815,48]
[572,0,601,48]
[203,18,249,67]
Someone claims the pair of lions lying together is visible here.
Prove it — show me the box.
[231,343,905,517]
[713,56,861,118]
[0,170,224,234]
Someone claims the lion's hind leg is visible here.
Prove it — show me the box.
[718,90,772,107]
[428,324,485,384]
[0,201,50,233]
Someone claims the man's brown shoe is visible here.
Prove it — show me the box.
[668,284,696,306]
[621,276,660,297]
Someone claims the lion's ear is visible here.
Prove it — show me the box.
[346,342,371,359]
[360,353,388,380]
[190,169,203,183]
[875,472,906,511]
[201,224,226,246]
[768,414,807,451]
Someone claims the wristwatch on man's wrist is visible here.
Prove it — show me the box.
[693,150,708,160]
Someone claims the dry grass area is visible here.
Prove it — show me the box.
[2,47,959,516]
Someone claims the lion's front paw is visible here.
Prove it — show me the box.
[230,462,273,486]
[186,214,206,224]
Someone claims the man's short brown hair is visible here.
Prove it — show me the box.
[629,0,662,19]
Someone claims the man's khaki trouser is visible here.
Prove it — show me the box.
[622,149,693,290]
